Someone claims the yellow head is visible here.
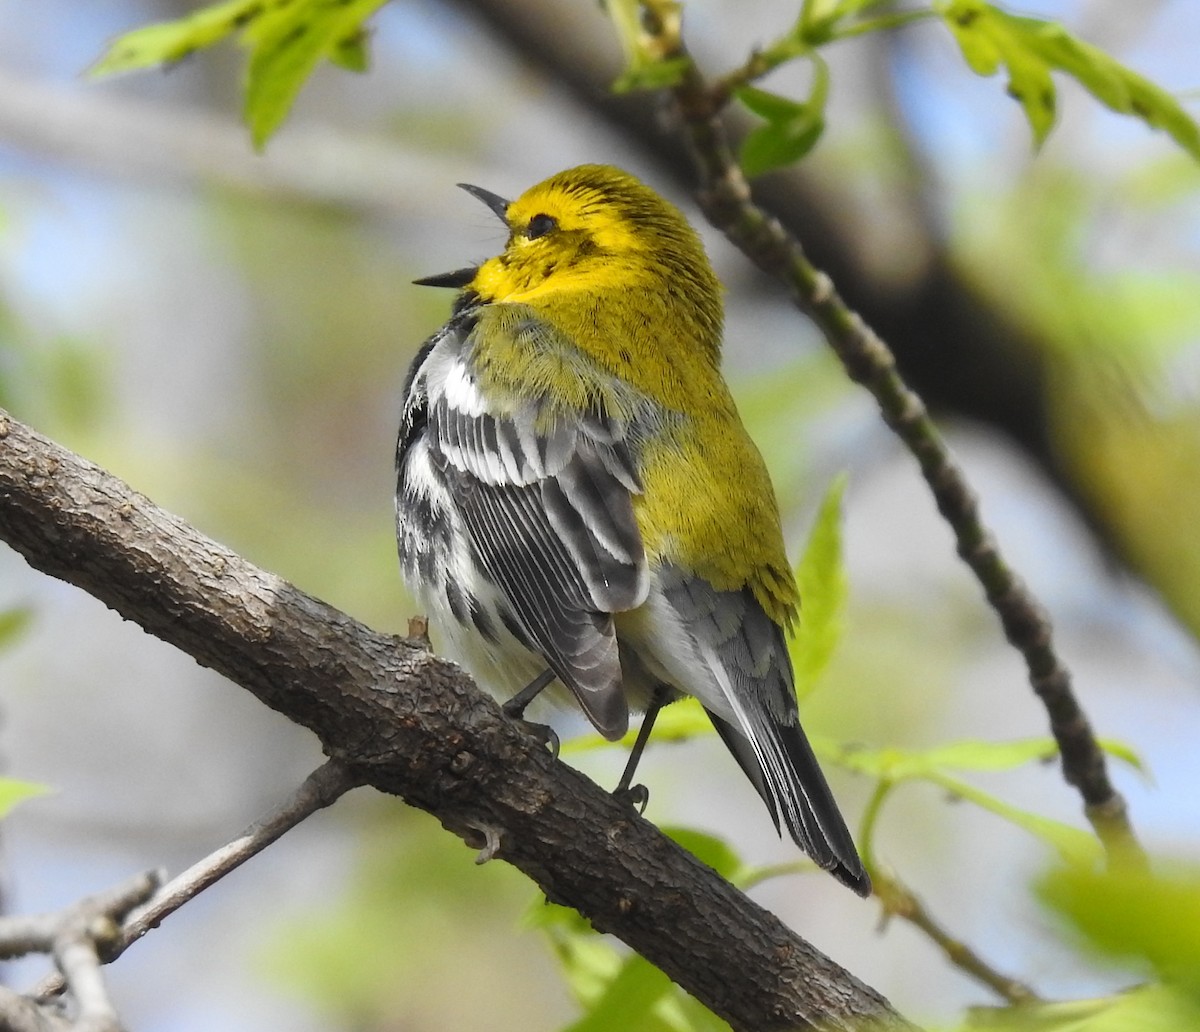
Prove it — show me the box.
[459,165,724,357]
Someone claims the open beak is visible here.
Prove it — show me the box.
[457,182,510,222]
[412,183,510,288]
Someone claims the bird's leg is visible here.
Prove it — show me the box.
[503,668,556,718]
[613,686,669,814]
[503,668,560,757]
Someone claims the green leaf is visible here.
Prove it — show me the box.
[937,0,1200,158]
[735,70,829,177]
[921,736,1144,775]
[939,0,1055,145]
[927,770,1100,865]
[562,955,676,1032]
[956,985,1200,1031]
[919,737,1060,771]
[242,0,389,148]
[552,943,730,1032]
[1020,20,1200,161]
[328,27,370,73]
[661,827,745,881]
[605,0,689,94]
[791,474,849,701]
[520,898,592,933]
[818,740,933,781]
[828,0,895,19]
[671,994,733,1032]
[606,0,647,61]
[551,935,627,1014]
[91,0,388,147]
[534,910,713,1031]
[797,1,908,47]
[612,56,690,94]
[1094,738,1146,773]
[0,606,34,649]
[736,84,808,122]
[826,739,1102,863]
[561,697,712,756]
[90,0,263,75]
[739,112,825,178]
[0,778,50,820]
[1040,864,1200,991]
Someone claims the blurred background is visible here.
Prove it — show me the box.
[0,1,1198,1029]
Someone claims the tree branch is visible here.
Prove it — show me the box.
[0,987,72,1032]
[663,60,1143,868]
[0,871,161,1032]
[872,869,1040,1006]
[31,761,360,1002]
[0,409,916,1032]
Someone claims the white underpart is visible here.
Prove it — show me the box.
[399,436,438,503]
[402,435,544,699]
[399,356,551,705]
[396,437,437,559]
[400,332,652,716]
[618,575,809,831]
[619,580,734,719]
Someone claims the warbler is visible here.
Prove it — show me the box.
[395,164,868,895]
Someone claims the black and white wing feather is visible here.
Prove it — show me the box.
[400,309,649,740]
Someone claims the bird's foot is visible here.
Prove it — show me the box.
[502,670,560,757]
[466,821,504,864]
[613,783,649,815]
[517,719,560,759]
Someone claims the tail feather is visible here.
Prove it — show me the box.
[654,568,868,895]
[707,709,871,897]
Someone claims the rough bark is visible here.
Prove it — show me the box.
[0,409,916,1032]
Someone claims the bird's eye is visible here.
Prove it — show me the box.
[526,213,557,240]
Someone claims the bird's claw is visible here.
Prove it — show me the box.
[613,783,649,815]
[467,821,504,864]
[522,720,560,759]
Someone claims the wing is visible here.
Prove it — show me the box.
[425,312,650,740]
[658,566,870,895]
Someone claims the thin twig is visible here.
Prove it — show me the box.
[661,52,1144,869]
[0,871,160,1032]
[0,986,71,1032]
[856,782,1010,1004]
[744,784,1042,1006]
[874,868,1041,1006]
[32,760,360,1002]
[858,775,1038,1003]
[121,760,359,953]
